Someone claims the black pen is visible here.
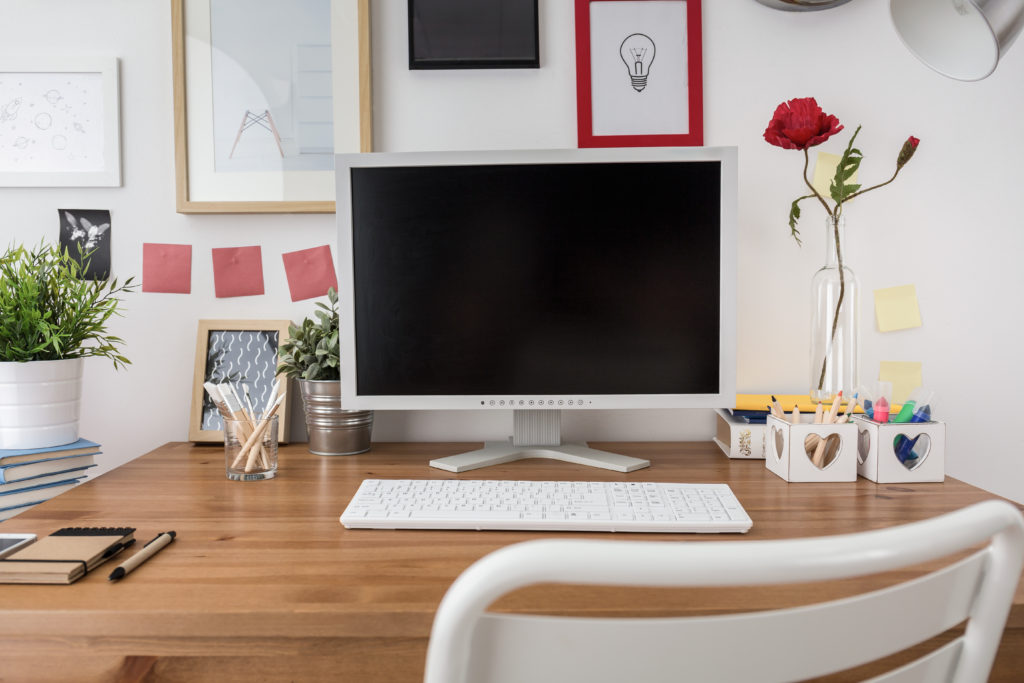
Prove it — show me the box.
[108,531,176,581]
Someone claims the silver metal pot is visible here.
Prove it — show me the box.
[298,379,373,456]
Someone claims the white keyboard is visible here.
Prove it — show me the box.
[340,479,752,533]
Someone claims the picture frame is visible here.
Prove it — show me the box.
[408,0,540,70]
[189,319,292,443]
[0,57,121,187]
[574,0,703,148]
[171,0,372,214]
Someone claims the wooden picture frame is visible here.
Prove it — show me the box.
[171,0,372,213]
[574,0,703,148]
[0,57,121,187]
[189,319,291,443]
[408,0,540,70]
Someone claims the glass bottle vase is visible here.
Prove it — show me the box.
[810,215,860,403]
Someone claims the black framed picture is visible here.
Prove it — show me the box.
[408,0,540,70]
[58,209,112,280]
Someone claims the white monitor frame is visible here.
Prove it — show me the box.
[335,146,737,414]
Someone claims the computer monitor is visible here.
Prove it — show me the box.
[336,146,736,473]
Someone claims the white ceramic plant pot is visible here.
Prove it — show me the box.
[0,358,84,449]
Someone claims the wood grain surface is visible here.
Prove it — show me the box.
[0,441,1020,682]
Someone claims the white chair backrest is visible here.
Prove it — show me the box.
[424,500,1024,683]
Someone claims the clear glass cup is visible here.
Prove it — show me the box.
[224,415,278,481]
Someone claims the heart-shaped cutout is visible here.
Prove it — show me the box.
[772,427,784,461]
[804,433,842,469]
[893,433,931,471]
[857,429,871,465]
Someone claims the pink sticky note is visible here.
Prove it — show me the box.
[142,243,192,294]
[212,246,265,298]
[281,245,338,302]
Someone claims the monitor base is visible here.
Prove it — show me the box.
[430,441,651,473]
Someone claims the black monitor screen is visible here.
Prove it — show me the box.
[350,161,721,397]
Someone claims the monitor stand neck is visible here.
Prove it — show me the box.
[429,409,651,473]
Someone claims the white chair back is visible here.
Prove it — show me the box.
[424,500,1024,683]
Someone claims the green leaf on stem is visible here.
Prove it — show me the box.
[830,125,863,207]
[789,195,814,246]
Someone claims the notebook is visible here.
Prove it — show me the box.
[0,526,135,584]
[0,453,98,484]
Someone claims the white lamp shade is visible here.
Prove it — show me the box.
[891,0,1024,80]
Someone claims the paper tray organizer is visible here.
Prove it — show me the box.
[765,415,857,482]
[852,415,945,483]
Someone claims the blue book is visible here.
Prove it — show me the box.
[0,499,44,521]
[0,465,96,493]
[729,409,770,424]
[0,453,97,484]
[0,439,100,465]
[0,477,84,509]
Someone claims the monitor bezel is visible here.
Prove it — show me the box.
[336,146,737,411]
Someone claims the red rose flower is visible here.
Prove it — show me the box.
[897,135,920,168]
[763,97,844,151]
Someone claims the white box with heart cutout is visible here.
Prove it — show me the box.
[852,415,945,483]
[764,415,857,482]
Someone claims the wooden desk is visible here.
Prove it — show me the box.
[0,442,1021,682]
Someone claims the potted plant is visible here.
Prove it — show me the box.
[0,242,135,448]
[277,287,373,456]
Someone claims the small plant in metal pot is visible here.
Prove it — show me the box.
[277,288,372,456]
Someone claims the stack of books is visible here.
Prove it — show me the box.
[0,439,99,521]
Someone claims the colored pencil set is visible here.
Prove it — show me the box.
[768,392,859,467]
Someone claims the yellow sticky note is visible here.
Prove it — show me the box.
[812,151,857,198]
[874,284,922,332]
[879,361,923,405]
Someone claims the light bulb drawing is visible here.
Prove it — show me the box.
[620,33,656,92]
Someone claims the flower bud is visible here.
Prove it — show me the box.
[897,136,920,168]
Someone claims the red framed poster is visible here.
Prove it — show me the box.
[574,0,703,148]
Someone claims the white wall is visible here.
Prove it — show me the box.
[2,0,1023,503]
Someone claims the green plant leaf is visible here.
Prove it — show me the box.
[829,125,863,207]
[788,195,813,246]
[0,242,136,368]
[275,288,341,380]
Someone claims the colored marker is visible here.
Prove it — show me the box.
[897,435,922,464]
[895,404,932,461]
[910,404,932,423]
[873,396,890,423]
[892,399,916,423]
[863,398,873,420]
